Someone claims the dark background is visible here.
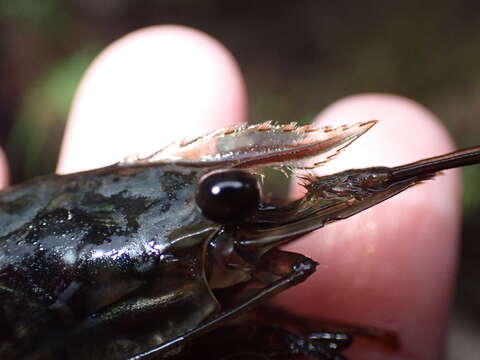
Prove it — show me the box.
[1,1,479,357]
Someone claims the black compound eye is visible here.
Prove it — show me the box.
[196,170,260,224]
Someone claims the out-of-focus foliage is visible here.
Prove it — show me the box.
[464,166,480,214]
[0,0,70,32]
[6,48,97,178]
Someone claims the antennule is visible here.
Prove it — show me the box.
[391,146,480,182]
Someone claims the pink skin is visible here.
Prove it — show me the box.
[278,95,460,360]
[2,26,459,359]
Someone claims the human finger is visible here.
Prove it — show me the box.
[57,25,246,174]
[276,94,460,360]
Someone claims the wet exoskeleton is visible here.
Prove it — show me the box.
[0,121,478,360]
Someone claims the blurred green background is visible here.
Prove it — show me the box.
[1,1,479,357]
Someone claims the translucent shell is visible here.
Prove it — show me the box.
[123,121,377,170]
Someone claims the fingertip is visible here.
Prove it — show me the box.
[0,147,9,188]
[58,25,246,174]
[281,93,461,359]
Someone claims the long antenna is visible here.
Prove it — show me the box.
[390,146,480,182]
